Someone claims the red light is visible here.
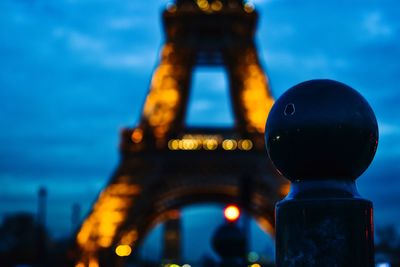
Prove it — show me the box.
[224,205,240,222]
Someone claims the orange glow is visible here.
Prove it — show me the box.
[211,0,223,11]
[120,229,138,244]
[204,139,218,150]
[235,49,274,133]
[168,139,180,150]
[182,139,197,150]
[255,216,274,235]
[222,139,237,150]
[238,139,253,150]
[280,183,291,196]
[224,205,240,222]
[167,136,256,151]
[197,0,209,10]
[244,2,255,13]
[250,264,261,267]
[88,258,99,267]
[75,263,85,267]
[77,183,141,252]
[167,209,181,220]
[131,128,143,143]
[115,244,132,257]
[142,43,188,138]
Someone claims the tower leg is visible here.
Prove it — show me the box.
[141,42,195,140]
[225,44,274,135]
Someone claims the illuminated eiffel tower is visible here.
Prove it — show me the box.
[75,0,287,266]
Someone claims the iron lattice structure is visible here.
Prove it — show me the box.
[75,1,287,266]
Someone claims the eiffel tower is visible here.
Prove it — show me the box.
[74,0,287,266]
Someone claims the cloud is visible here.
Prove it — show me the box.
[102,52,154,69]
[107,17,143,30]
[252,0,275,5]
[263,50,349,84]
[67,30,105,52]
[363,11,394,38]
[52,28,156,70]
[380,122,400,136]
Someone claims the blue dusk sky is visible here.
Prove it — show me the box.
[1,0,399,261]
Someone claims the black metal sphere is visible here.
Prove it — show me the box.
[265,79,378,181]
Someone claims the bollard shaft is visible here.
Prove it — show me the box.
[276,187,374,266]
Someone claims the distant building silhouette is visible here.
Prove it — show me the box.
[375,225,400,267]
[71,203,81,234]
[0,212,47,267]
[37,186,48,265]
[37,186,47,227]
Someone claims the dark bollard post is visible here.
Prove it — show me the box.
[265,79,379,267]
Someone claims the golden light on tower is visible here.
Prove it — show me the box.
[131,128,143,143]
[115,244,132,257]
[222,139,237,150]
[142,43,187,139]
[76,183,141,251]
[167,136,253,151]
[238,53,275,133]
[211,0,223,11]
